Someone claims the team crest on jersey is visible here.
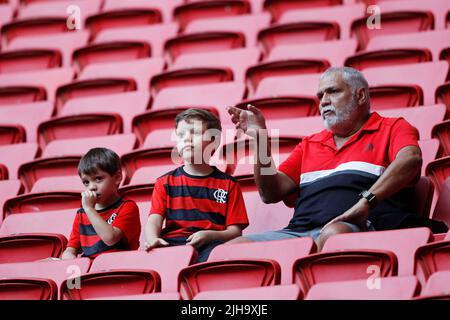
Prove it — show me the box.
[213,189,228,204]
[107,213,117,225]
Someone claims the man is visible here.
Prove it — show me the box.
[226,66,446,251]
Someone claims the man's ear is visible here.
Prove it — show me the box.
[357,87,367,107]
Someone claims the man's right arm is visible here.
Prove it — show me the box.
[227,105,298,204]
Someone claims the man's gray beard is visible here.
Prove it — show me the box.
[323,97,358,132]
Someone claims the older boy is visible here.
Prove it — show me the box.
[145,109,249,262]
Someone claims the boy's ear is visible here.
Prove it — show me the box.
[115,170,123,185]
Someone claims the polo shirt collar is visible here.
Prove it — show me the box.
[309,112,383,145]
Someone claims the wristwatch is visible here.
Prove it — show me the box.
[359,190,378,209]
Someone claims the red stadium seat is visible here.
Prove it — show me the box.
[194,284,301,300]
[376,0,450,30]
[257,21,340,56]
[0,101,53,143]
[185,13,271,47]
[0,258,91,299]
[322,228,432,276]
[85,8,162,40]
[0,4,13,27]
[420,270,450,297]
[0,233,67,263]
[441,47,450,71]
[426,156,450,193]
[121,147,179,184]
[0,86,46,106]
[0,49,61,74]
[0,68,74,104]
[351,11,434,50]
[72,41,151,74]
[0,143,38,180]
[279,3,364,39]
[119,179,154,204]
[0,278,57,300]
[367,30,450,63]
[17,0,101,22]
[164,31,246,64]
[209,237,315,284]
[305,276,420,300]
[89,246,196,292]
[170,47,261,82]
[179,259,281,300]
[60,91,150,133]
[94,23,178,58]
[0,124,25,145]
[369,85,423,110]
[60,269,161,300]
[37,113,123,149]
[89,292,180,300]
[293,250,398,294]
[55,78,137,114]
[150,67,234,96]
[1,17,72,47]
[264,0,343,22]
[436,82,450,118]
[6,31,90,68]
[79,58,165,92]
[414,230,450,284]
[431,177,450,226]
[17,134,136,192]
[174,0,251,32]
[152,82,246,127]
[0,180,22,222]
[345,49,432,71]
[412,176,435,219]
[266,39,357,66]
[246,60,329,96]
[103,0,183,22]
[0,208,76,239]
[432,120,450,157]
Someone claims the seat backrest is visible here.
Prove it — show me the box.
[30,175,83,194]
[432,177,450,226]
[305,275,420,300]
[0,101,53,142]
[419,139,440,176]
[421,270,450,296]
[0,209,75,239]
[42,133,136,158]
[194,284,301,300]
[89,246,195,292]
[0,143,39,179]
[323,227,432,275]
[267,39,358,67]
[0,179,22,222]
[208,237,315,284]
[103,0,183,22]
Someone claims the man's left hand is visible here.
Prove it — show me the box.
[321,198,370,232]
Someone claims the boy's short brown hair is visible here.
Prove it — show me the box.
[78,147,121,176]
[175,108,222,131]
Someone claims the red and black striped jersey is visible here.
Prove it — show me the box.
[67,198,141,258]
[150,166,249,239]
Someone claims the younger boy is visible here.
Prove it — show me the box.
[145,108,249,262]
[62,147,141,259]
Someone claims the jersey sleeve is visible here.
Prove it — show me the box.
[225,181,249,229]
[149,177,167,217]
[388,118,420,162]
[67,211,81,251]
[278,141,304,186]
[112,201,141,250]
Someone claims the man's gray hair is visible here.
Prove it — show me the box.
[321,66,370,108]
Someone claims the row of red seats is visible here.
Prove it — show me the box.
[0,227,449,299]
